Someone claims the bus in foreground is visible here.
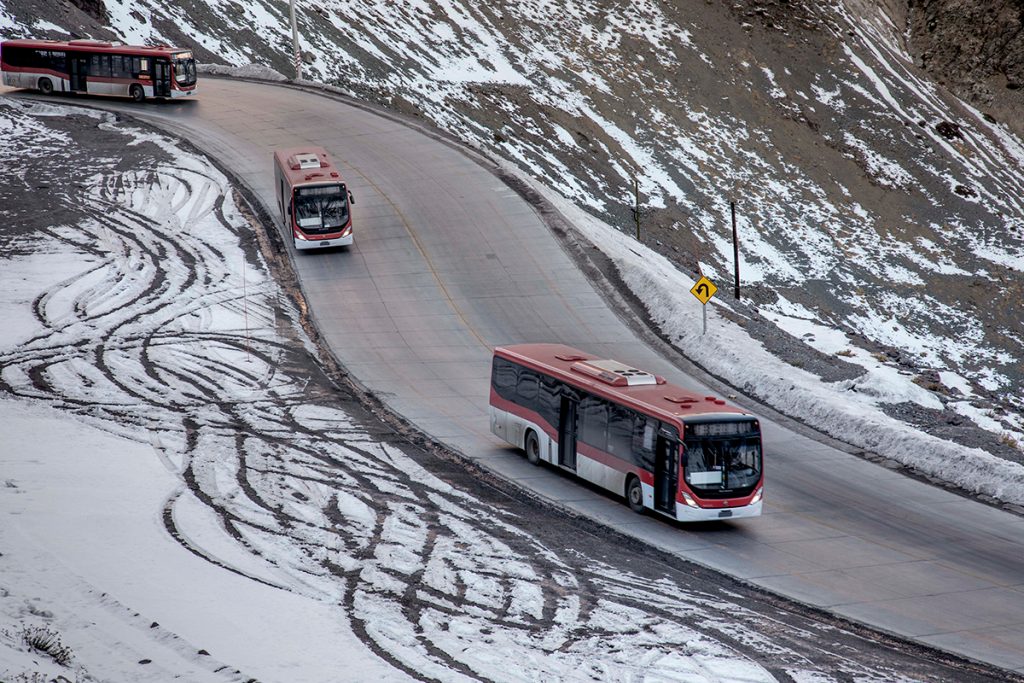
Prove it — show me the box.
[489,343,763,521]
[0,39,197,102]
[273,146,355,251]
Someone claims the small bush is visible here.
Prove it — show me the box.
[1000,432,1021,451]
[22,626,73,667]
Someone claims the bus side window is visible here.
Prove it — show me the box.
[112,55,127,79]
[491,357,518,402]
[538,375,560,429]
[3,46,25,66]
[516,367,540,415]
[578,393,608,451]
[632,415,658,471]
[607,404,633,460]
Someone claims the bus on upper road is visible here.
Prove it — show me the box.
[490,343,763,522]
[273,146,355,251]
[0,38,197,102]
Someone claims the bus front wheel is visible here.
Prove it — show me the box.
[130,85,145,103]
[524,430,541,466]
[37,78,53,95]
[626,476,645,514]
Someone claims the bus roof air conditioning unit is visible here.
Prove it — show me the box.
[570,359,664,386]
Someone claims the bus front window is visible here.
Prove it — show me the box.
[294,185,349,233]
[172,53,196,85]
[683,420,761,498]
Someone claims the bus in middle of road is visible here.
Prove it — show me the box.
[489,343,764,522]
[273,146,355,251]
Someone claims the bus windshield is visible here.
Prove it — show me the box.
[683,420,761,497]
[294,185,349,233]
[172,52,197,85]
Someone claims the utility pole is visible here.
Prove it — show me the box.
[289,0,302,81]
[632,175,641,240]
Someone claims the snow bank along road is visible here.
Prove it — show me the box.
[19,78,1024,674]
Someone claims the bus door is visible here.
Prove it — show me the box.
[558,395,578,470]
[69,55,88,92]
[654,429,679,514]
[153,60,171,97]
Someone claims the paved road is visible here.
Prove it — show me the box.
[15,79,1024,675]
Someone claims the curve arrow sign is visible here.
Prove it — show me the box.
[690,275,718,305]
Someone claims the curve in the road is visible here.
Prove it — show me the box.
[24,78,1024,676]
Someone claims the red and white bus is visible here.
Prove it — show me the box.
[0,39,197,102]
[273,146,355,251]
[490,344,764,522]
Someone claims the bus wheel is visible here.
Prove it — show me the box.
[37,78,53,95]
[130,85,145,103]
[524,430,541,466]
[626,476,645,514]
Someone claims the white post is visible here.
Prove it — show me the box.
[289,0,302,81]
[242,256,251,362]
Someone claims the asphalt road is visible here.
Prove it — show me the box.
[14,79,1024,675]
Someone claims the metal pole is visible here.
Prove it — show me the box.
[289,0,302,81]
[702,303,707,335]
[731,200,740,300]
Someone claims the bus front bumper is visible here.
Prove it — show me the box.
[675,499,762,522]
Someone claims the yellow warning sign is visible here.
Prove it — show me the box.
[690,276,717,305]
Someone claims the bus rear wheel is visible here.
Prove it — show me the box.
[524,430,541,466]
[129,85,145,103]
[37,78,53,95]
[626,476,645,514]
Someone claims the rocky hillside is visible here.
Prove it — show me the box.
[906,0,1024,140]
[3,0,1024,461]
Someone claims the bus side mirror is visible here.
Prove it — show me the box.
[287,202,292,216]
[348,191,355,205]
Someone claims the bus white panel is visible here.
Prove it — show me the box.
[575,453,627,497]
[690,470,723,486]
[488,404,507,442]
[641,481,655,509]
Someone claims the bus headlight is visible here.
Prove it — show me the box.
[750,487,763,504]
[294,230,308,240]
[681,492,699,508]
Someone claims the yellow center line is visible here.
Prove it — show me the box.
[353,170,491,350]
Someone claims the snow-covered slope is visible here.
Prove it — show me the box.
[2,2,1023,484]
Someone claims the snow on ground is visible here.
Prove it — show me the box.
[1,98,941,683]
[0,397,392,683]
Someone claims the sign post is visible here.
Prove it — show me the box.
[690,275,718,335]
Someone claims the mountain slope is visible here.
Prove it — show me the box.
[3,0,1023,472]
